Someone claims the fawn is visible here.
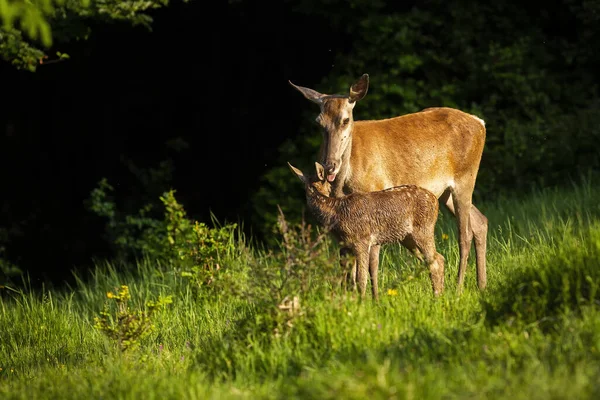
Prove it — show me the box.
[288,161,445,299]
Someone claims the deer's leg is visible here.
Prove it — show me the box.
[430,252,445,296]
[444,189,473,291]
[441,190,488,290]
[354,244,370,298]
[402,235,423,262]
[470,205,488,290]
[369,244,381,300]
[413,232,445,296]
[340,247,357,291]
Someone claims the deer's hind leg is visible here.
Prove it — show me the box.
[406,233,445,296]
[440,188,488,291]
[440,188,473,292]
[471,205,488,289]
[401,235,424,262]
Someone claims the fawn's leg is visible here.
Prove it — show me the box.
[413,233,445,296]
[340,247,356,291]
[403,236,424,263]
[369,244,381,300]
[429,253,445,296]
[354,244,370,298]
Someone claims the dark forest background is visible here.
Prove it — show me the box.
[1,0,599,286]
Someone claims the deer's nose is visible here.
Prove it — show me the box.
[325,162,336,174]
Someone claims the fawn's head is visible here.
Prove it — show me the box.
[288,74,369,183]
[287,161,332,197]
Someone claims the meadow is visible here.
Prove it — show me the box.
[1,176,600,399]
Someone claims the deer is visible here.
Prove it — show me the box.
[288,161,445,299]
[289,74,488,292]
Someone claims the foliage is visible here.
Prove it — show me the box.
[0,0,188,71]
[0,247,21,286]
[0,0,64,48]
[87,177,243,300]
[87,177,163,261]
[251,0,600,237]
[88,177,238,263]
[177,219,244,299]
[93,284,173,352]
[242,207,340,339]
[0,228,21,286]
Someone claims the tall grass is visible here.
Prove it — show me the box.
[1,176,600,399]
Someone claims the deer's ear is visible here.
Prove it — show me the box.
[289,80,325,104]
[315,162,326,181]
[349,74,369,103]
[287,162,306,183]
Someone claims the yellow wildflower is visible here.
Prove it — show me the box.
[107,292,115,299]
[117,285,130,300]
[442,233,449,240]
[387,289,398,296]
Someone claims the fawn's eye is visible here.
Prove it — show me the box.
[342,118,350,126]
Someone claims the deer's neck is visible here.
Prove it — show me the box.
[330,133,353,198]
[306,187,340,229]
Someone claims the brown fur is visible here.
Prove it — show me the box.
[288,162,445,299]
[289,75,488,291]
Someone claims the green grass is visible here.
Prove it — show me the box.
[2,176,600,399]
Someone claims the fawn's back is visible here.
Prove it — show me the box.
[332,184,439,245]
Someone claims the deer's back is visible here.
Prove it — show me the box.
[347,107,486,196]
[333,185,439,246]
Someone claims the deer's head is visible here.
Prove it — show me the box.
[289,74,369,183]
[287,161,332,197]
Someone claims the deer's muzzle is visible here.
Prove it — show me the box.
[324,161,338,182]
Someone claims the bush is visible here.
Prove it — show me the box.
[94,285,173,352]
[87,179,242,299]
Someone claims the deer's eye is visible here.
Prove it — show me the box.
[342,118,350,126]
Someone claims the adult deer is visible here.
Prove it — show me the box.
[289,74,488,291]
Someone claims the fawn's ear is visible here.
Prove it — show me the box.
[287,162,306,183]
[315,162,326,181]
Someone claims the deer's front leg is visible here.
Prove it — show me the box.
[355,244,370,298]
[369,244,381,300]
[340,247,357,291]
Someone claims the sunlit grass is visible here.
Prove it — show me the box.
[2,176,600,399]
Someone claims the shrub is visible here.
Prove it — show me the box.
[93,285,173,352]
[88,179,242,298]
